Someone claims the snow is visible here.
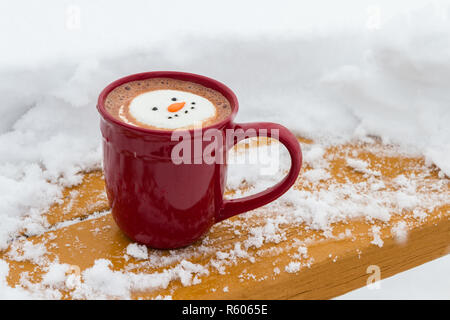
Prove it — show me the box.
[152,295,173,300]
[285,262,301,273]
[0,0,449,299]
[0,1,449,250]
[347,158,369,173]
[303,145,326,167]
[71,258,209,299]
[303,169,331,183]
[296,246,308,258]
[7,240,48,265]
[244,218,286,249]
[0,259,34,299]
[337,254,450,299]
[78,259,131,299]
[41,263,71,289]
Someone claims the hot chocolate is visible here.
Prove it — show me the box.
[105,78,232,130]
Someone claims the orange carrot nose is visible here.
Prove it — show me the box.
[167,102,185,112]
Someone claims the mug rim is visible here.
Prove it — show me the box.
[97,71,239,135]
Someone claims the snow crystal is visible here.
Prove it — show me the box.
[126,243,149,260]
[152,295,173,300]
[346,158,369,173]
[285,262,301,273]
[226,142,291,198]
[41,263,71,289]
[7,240,48,265]
[303,168,331,183]
[391,221,408,244]
[395,192,419,211]
[393,175,409,188]
[77,259,131,299]
[297,246,308,257]
[346,158,380,176]
[174,260,210,287]
[370,226,384,248]
[72,258,210,299]
[244,219,285,249]
[0,2,448,252]
[0,260,35,299]
[0,0,449,299]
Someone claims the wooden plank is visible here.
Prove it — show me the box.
[1,140,448,299]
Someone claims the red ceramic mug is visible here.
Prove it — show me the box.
[97,71,302,249]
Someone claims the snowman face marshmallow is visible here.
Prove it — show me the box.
[126,89,217,129]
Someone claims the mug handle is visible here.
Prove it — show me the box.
[216,122,302,223]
